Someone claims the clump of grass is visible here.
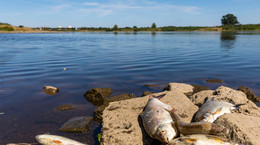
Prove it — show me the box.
[0,22,11,25]
[0,26,14,31]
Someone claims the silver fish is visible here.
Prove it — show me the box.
[140,95,227,143]
[167,107,228,136]
[168,134,240,145]
[36,134,87,145]
[140,95,178,143]
[194,97,243,123]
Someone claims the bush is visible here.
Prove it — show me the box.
[0,26,14,31]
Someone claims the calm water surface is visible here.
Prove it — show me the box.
[0,31,260,144]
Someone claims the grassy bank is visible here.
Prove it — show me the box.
[1,22,260,33]
[222,24,260,31]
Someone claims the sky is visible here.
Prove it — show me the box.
[0,0,260,28]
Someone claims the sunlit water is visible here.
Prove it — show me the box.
[0,31,260,144]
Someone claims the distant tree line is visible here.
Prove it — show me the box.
[2,14,260,32]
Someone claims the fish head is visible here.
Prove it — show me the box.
[36,134,64,145]
[156,124,176,143]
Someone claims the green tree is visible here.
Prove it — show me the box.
[151,22,156,28]
[133,26,137,29]
[221,14,239,25]
[113,24,118,30]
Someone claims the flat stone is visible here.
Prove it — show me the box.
[191,84,210,94]
[84,88,113,106]
[213,86,248,104]
[56,104,75,111]
[163,82,194,94]
[42,86,59,95]
[191,90,215,107]
[59,116,93,133]
[101,90,198,145]
[94,94,136,123]
[215,113,260,145]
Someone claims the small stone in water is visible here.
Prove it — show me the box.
[56,104,75,111]
[59,116,93,133]
[42,86,59,95]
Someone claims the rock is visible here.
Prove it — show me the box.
[213,86,248,104]
[141,91,154,97]
[163,82,194,94]
[42,86,59,95]
[101,83,260,145]
[94,94,136,123]
[101,90,198,145]
[192,86,260,117]
[84,88,113,106]
[190,90,215,107]
[191,84,210,94]
[215,113,260,145]
[59,116,93,133]
[206,79,224,83]
[56,104,75,111]
[238,86,260,103]
[144,84,160,87]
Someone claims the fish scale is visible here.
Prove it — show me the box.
[140,96,178,143]
[194,98,241,123]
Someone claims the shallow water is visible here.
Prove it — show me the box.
[0,31,260,144]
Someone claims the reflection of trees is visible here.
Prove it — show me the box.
[220,32,237,50]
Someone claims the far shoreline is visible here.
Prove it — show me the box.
[1,29,260,34]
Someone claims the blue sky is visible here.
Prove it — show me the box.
[1,0,260,27]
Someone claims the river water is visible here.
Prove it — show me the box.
[0,31,260,144]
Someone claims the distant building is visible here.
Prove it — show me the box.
[58,26,62,28]
[68,26,72,28]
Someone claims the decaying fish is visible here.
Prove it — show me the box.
[167,108,228,136]
[36,134,86,145]
[140,95,178,143]
[194,97,244,123]
[168,134,240,145]
[140,95,227,143]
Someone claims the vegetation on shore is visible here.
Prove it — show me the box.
[1,13,260,32]
[0,22,34,32]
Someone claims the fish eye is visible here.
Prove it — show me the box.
[161,130,165,133]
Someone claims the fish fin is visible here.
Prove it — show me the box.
[205,97,215,103]
[213,107,222,115]
[185,138,197,143]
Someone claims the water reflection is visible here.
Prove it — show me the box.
[220,32,237,50]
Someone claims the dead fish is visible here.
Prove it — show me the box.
[140,95,227,143]
[36,134,86,145]
[194,97,243,123]
[42,86,59,95]
[168,134,239,145]
[140,95,178,143]
[167,108,228,136]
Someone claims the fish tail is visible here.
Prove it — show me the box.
[176,121,228,136]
